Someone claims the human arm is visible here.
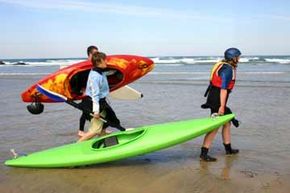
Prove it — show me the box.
[218,65,232,115]
[87,73,101,117]
[218,89,228,115]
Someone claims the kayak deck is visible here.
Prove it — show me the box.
[5,114,235,168]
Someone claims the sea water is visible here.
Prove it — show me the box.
[1,55,290,82]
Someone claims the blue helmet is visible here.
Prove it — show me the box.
[224,48,241,60]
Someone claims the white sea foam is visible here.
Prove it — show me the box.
[0,59,84,67]
[2,56,290,67]
[265,58,290,64]
[0,73,49,76]
[28,60,83,67]
[151,57,222,64]
[151,58,182,64]
[150,56,290,65]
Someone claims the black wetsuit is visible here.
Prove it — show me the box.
[79,96,125,131]
[202,85,233,115]
[201,64,239,127]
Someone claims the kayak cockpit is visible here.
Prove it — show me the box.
[92,129,145,149]
[69,68,124,97]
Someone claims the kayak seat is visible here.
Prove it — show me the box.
[93,136,119,149]
[92,130,145,149]
[70,70,90,96]
[104,136,119,147]
[106,69,123,89]
[69,68,123,96]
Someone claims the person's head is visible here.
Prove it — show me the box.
[87,45,99,60]
[224,48,241,66]
[91,52,107,69]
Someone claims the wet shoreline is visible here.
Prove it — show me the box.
[1,74,290,193]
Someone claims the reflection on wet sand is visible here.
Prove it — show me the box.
[198,155,238,180]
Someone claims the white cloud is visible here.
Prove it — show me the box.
[9,0,290,23]
[0,0,230,22]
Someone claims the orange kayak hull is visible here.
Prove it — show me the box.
[21,55,154,103]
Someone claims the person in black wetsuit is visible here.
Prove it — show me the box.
[200,48,241,162]
[78,45,99,137]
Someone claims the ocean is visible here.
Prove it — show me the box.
[1,55,290,83]
[1,55,290,193]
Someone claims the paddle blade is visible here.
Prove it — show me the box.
[36,84,67,102]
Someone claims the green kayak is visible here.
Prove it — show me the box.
[5,114,234,168]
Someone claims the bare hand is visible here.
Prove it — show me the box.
[93,113,100,119]
[218,106,225,115]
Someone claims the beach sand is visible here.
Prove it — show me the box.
[0,74,290,193]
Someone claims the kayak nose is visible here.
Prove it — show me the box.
[129,56,154,79]
[106,55,154,87]
[138,63,149,69]
[139,57,154,71]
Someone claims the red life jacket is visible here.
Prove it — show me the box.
[210,61,236,90]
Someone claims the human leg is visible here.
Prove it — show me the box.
[77,115,103,142]
[200,129,219,162]
[202,129,219,148]
[78,131,98,142]
[199,106,221,162]
[222,122,231,144]
[101,100,125,131]
[222,121,239,155]
[78,113,87,137]
[78,97,93,136]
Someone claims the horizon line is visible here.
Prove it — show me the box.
[1,54,290,60]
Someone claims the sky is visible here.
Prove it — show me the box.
[1,0,290,59]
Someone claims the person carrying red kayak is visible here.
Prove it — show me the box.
[77,45,99,137]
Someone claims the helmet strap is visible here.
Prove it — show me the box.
[227,59,238,68]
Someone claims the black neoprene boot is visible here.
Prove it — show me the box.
[200,147,217,162]
[223,143,239,155]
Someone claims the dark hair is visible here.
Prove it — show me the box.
[91,52,106,67]
[87,45,98,56]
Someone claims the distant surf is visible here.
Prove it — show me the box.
[1,55,290,67]
[1,55,290,83]
[151,55,290,65]
[0,58,84,67]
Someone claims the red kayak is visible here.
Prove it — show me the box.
[22,55,154,114]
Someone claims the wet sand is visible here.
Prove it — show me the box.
[1,74,290,193]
